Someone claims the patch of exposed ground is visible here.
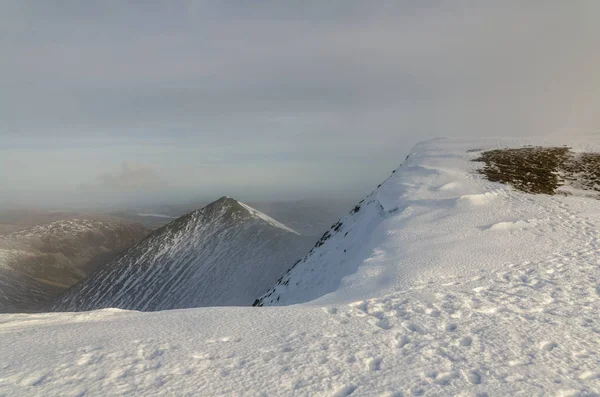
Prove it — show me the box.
[473,147,600,197]
[562,152,600,193]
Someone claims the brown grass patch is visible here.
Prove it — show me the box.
[473,147,600,197]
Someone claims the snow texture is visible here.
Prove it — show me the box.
[1,138,599,397]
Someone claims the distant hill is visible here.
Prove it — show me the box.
[0,219,148,312]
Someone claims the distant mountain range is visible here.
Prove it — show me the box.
[54,197,315,312]
[0,209,133,234]
[0,219,148,312]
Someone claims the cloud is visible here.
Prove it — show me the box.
[1,1,599,139]
[79,162,165,193]
[1,2,599,207]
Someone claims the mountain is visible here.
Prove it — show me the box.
[54,197,314,311]
[3,139,600,397]
[0,208,138,234]
[255,139,600,307]
[0,219,148,312]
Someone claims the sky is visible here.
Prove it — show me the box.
[1,1,599,208]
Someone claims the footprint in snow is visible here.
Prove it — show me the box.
[431,371,458,385]
[404,323,422,333]
[445,323,457,332]
[350,301,368,313]
[366,357,382,371]
[426,308,441,317]
[466,370,482,384]
[137,345,165,360]
[331,384,357,397]
[324,307,338,315]
[371,317,392,330]
[540,341,558,351]
[394,334,410,348]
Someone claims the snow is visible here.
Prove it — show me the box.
[258,138,600,307]
[1,138,600,396]
[54,198,312,311]
[237,200,300,235]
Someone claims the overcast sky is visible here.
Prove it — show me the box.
[1,1,599,208]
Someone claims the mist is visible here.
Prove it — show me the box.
[1,1,599,208]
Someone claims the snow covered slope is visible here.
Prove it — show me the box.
[54,197,313,311]
[257,138,600,307]
[1,139,599,397]
[0,219,148,312]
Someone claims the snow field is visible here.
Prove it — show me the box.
[1,239,598,396]
[1,138,599,396]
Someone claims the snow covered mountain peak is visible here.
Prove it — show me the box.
[53,196,313,312]
[182,196,298,234]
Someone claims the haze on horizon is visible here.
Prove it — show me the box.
[1,1,599,209]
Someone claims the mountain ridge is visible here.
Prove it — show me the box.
[256,138,600,307]
[54,196,313,311]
